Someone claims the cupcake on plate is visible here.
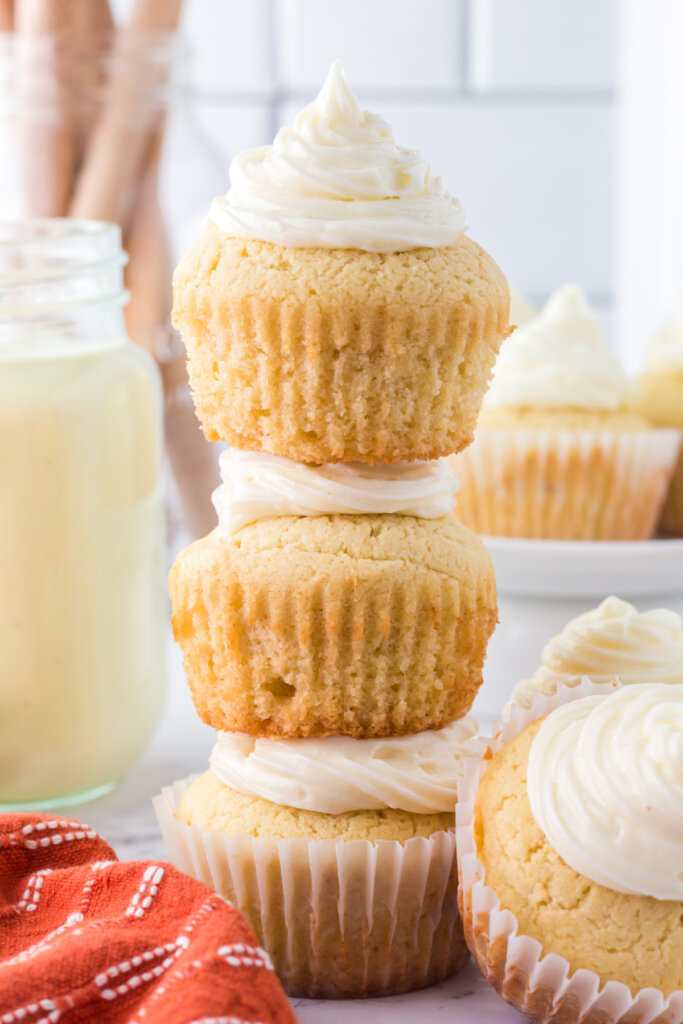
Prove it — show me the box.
[457,680,683,1023]
[636,304,683,535]
[156,713,478,998]
[451,284,681,540]
[170,451,496,739]
[505,595,683,717]
[172,60,509,464]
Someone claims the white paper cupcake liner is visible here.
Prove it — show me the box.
[154,778,469,999]
[452,427,681,540]
[456,678,683,1024]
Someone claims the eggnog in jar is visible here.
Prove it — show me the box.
[0,221,166,806]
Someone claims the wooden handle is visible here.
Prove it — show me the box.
[67,0,183,224]
[0,0,14,31]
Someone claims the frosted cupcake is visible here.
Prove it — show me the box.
[457,681,683,1022]
[505,595,683,717]
[451,284,680,539]
[155,714,477,998]
[170,450,497,738]
[172,61,509,465]
[636,305,683,535]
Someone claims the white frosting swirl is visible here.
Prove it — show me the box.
[506,597,683,716]
[645,304,683,372]
[213,448,459,534]
[484,284,629,410]
[527,684,683,900]
[210,717,478,814]
[209,60,466,252]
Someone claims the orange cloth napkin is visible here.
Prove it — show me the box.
[0,813,295,1024]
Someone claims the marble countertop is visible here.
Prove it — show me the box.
[60,636,527,1024]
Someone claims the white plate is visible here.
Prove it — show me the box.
[483,535,683,598]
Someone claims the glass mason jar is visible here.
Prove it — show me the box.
[0,29,224,540]
[0,219,166,808]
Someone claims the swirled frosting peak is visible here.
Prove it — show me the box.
[527,684,683,900]
[506,596,683,716]
[209,59,466,252]
[484,284,629,410]
[210,717,479,814]
[213,448,459,534]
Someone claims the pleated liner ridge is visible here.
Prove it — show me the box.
[172,232,510,464]
[169,516,498,739]
[155,779,469,999]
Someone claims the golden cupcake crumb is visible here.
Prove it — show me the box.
[474,719,683,996]
[172,226,509,463]
[179,770,454,842]
[169,513,497,738]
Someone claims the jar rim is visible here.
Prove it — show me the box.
[0,219,127,278]
[0,218,128,317]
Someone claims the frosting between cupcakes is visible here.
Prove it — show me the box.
[526,684,683,900]
[209,60,466,252]
[213,448,459,534]
[506,597,683,716]
[484,284,629,410]
[209,716,478,814]
[645,304,683,372]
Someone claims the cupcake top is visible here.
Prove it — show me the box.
[527,683,683,900]
[506,597,683,715]
[484,284,629,410]
[209,716,478,814]
[209,60,466,252]
[212,448,459,534]
[644,303,683,373]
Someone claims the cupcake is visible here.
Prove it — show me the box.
[155,714,477,998]
[636,305,683,535]
[451,284,681,540]
[457,681,683,1022]
[505,595,683,717]
[172,60,509,464]
[170,452,497,739]
[164,59,504,1000]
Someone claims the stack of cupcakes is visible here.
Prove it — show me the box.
[156,61,509,998]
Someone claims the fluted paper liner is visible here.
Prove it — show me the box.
[173,231,509,464]
[659,446,683,536]
[154,778,469,999]
[456,678,683,1024]
[452,428,681,540]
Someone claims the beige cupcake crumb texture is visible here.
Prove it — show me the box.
[172,227,509,464]
[179,770,454,843]
[474,720,683,997]
[169,513,497,739]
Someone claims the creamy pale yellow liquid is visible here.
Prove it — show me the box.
[0,337,166,804]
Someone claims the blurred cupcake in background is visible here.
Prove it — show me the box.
[504,595,683,718]
[635,303,683,535]
[451,284,681,540]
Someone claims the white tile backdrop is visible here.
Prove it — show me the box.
[112,0,620,331]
